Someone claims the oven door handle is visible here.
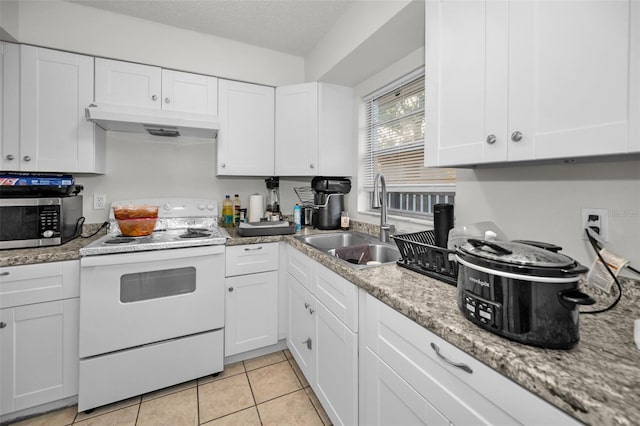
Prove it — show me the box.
[80,245,225,266]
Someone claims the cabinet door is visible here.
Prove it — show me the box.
[362,348,450,426]
[0,299,79,415]
[20,45,96,172]
[287,275,316,385]
[161,69,218,115]
[508,0,633,161]
[95,58,161,109]
[1,42,21,171]
[425,0,509,167]
[217,79,275,176]
[315,300,358,426]
[317,83,354,176]
[275,83,318,176]
[225,271,278,356]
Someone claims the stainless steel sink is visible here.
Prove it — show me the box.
[295,232,401,268]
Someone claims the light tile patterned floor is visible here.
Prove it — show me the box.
[9,350,332,426]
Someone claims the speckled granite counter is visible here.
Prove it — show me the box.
[2,225,638,425]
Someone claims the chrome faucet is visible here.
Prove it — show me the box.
[372,173,395,243]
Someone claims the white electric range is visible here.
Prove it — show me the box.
[78,198,228,412]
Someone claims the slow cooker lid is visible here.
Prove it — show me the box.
[458,239,576,268]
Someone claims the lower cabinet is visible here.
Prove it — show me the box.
[286,246,358,426]
[0,261,79,416]
[360,293,580,426]
[224,243,279,357]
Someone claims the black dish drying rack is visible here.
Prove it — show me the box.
[391,230,458,286]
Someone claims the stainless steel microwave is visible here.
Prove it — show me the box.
[0,195,83,249]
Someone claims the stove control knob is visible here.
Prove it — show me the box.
[163,202,172,211]
[198,203,206,210]
[206,203,215,210]
[42,230,54,238]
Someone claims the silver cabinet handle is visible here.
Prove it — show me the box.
[302,338,312,350]
[5,154,14,160]
[0,322,6,329]
[164,97,171,104]
[304,302,310,309]
[23,155,31,162]
[309,308,315,315]
[486,134,497,145]
[0,271,9,276]
[511,131,523,142]
[243,246,263,251]
[431,342,472,374]
[228,287,234,292]
[152,95,158,101]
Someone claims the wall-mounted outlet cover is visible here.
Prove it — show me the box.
[581,208,609,242]
[94,194,107,210]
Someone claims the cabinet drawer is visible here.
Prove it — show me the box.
[0,261,79,308]
[314,262,358,332]
[364,294,578,425]
[225,243,278,277]
[287,245,313,292]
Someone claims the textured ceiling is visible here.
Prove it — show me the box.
[67,0,357,56]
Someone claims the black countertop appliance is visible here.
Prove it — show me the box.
[311,177,351,230]
[456,239,594,349]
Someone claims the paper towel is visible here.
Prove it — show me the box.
[248,194,264,222]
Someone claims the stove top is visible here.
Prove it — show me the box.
[79,198,228,256]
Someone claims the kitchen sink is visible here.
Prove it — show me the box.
[295,231,401,268]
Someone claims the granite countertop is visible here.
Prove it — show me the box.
[2,224,638,425]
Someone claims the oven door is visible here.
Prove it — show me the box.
[79,245,225,358]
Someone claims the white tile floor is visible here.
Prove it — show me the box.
[9,350,331,426]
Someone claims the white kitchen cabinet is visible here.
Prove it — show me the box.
[361,293,580,425]
[362,348,449,426]
[275,82,353,176]
[95,58,162,109]
[95,58,218,116]
[0,261,80,416]
[286,246,358,426]
[288,275,317,385]
[224,243,279,357]
[9,45,104,173]
[217,79,275,176]
[1,42,20,171]
[426,0,639,167]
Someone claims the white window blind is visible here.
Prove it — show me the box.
[363,69,456,217]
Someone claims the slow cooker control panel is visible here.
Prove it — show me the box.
[463,293,502,330]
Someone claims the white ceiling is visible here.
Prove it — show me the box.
[67,0,358,56]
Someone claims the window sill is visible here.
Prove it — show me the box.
[357,210,434,231]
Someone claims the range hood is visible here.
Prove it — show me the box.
[85,104,219,138]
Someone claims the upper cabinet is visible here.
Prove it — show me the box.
[1,44,104,173]
[275,82,353,176]
[217,79,275,176]
[95,58,218,115]
[426,0,640,167]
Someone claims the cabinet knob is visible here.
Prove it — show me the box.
[221,163,226,168]
[164,97,171,104]
[152,95,158,101]
[486,135,497,145]
[304,302,310,309]
[0,322,6,329]
[5,154,14,161]
[302,338,312,350]
[309,163,315,169]
[228,287,234,292]
[309,308,315,315]
[23,155,31,162]
[511,131,523,142]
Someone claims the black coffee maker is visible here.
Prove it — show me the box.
[311,177,351,230]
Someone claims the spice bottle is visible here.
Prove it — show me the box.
[341,211,350,231]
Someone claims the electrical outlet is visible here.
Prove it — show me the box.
[581,208,609,242]
[93,194,106,210]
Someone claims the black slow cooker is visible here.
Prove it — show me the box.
[456,239,594,349]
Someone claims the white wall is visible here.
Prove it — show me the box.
[455,158,640,275]
[6,0,304,86]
